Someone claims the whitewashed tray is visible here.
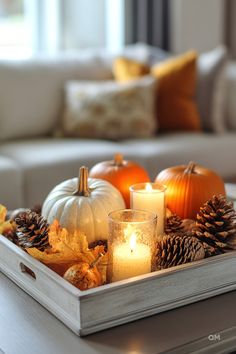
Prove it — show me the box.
[1,235,236,336]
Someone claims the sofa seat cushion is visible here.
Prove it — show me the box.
[121,133,236,180]
[0,156,23,209]
[0,138,127,207]
[1,133,236,208]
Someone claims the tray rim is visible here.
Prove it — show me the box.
[2,234,236,336]
[1,234,236,299]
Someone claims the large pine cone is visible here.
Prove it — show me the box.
[194,195,236,257]
[15,211,49,251]
[155,234,205,270]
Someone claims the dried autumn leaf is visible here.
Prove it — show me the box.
[0,204,7,222]
[47,219,94,263]
[27,220,103,272]
[92,245,108,284]
[0,204,15,235]
[27,247,91,264]
[49,219,88,254]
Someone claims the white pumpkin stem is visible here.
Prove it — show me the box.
[114,153,123,166]
[75,166,90,197]
[185,161,196,174]
[90,252,104,269]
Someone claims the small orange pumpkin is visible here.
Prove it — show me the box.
[155,161,226,219]
[63,261,102,291]
[89,153,150,207]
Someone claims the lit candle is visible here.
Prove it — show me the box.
[112,230,151,282]
[130,183,166,235]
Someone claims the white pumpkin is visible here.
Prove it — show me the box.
[42,166,125,244]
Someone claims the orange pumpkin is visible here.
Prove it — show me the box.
[63,262,102,291]
[155,161,226,219]
[89,153,150,207]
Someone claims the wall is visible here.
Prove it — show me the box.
[169,0,225,54]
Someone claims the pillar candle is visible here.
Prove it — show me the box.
[112,232,151,282]
[130,183,166,235]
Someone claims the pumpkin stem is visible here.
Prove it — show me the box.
[90,252,104,269]
[114,153,123,166]
[185,161,196,174]
[75,166,90,197]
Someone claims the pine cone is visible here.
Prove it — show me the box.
[155,234,205,270]
[15,211,49,251]
[31,204,42,215]
[194,195,236,257]
[166,214,184,234]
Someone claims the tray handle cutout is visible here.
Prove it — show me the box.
[20,263,36,280]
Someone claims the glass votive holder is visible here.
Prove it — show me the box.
[130,183,166,236]
[107,209,157,283]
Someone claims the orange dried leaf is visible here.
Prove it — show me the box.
[48,219,92,260]
[0,204,7,223]
[27,247,92,265]
[0,204,15,235]
[27,220,99,268]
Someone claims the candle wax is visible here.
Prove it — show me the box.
[132,189,165,235]
[112,243,151,282]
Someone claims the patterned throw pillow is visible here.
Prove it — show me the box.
[62,76,157,140]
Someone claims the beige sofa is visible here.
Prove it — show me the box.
[0,45,236,209]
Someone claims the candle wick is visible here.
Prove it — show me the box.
[131,249,133,254]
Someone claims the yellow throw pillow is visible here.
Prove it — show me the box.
[113,52,202,132]
[113,57,150,82]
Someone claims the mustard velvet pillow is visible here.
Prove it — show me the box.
[113,52,202,132]
[113,57,150,82]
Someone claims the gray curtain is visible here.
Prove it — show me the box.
[126,0,169,50]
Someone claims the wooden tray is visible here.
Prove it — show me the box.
[1,235,236,336]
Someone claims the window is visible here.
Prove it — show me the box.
[0,0,125,59]
[0,0,32,58]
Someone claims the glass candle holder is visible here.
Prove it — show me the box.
[130,183,166,236]
[108,209,157,283]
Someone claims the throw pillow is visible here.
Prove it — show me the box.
[62,76,157,140]
[113,57,150,83]
[116,43,170,66]
[113,51,201,132]
[197,45,228,132]
[225,61,236,130]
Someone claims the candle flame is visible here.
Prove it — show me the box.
[145,183,153,192]
[130,233,136,252]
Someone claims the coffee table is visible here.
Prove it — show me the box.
[1,272,236,354]
[0,184,236,354]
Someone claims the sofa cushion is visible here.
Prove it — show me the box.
[114,43,171,67]
[0,156,23,209]
[197,46,227,133]
[113,51,202,132]
[62,76,157,139]
[1,134,236,208]
[151,51,201,132]
[0,54,113,141]
[132,44,228,133]
[121,133,236,180]
[225,61,236,130]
